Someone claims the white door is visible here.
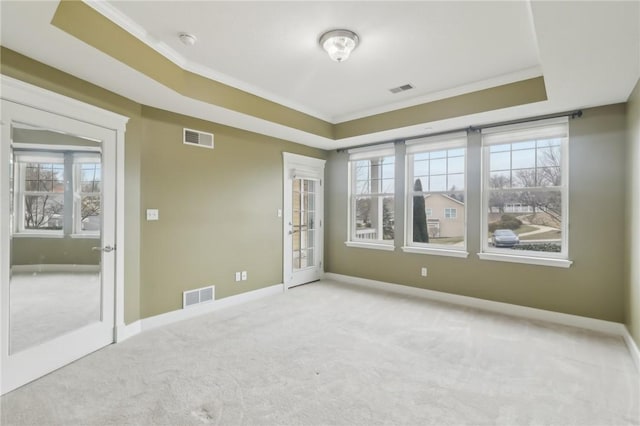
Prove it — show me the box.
[1,100,117,394]
[283,153,325,289]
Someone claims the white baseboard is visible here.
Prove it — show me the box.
[115,320,141,343]
[117,284,285,339]
[623,327,640,372]
[11,264,100,273]
[324,272,632,341]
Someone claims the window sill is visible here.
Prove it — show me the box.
[478,252,573,268]
[401,246,469,258]
[12,232,63,239]
[345,241,395,251]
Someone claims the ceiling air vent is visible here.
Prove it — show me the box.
[183,128,214,149]
[389,83,415,94]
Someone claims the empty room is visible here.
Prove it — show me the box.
[1,1,639,425]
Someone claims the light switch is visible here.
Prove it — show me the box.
[146,209,159,221]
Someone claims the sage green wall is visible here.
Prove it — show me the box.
[626,79,640,347]
[138,107,324,318]
[11,237,100,265]
[325,104,627,322]
[1,47,326,322]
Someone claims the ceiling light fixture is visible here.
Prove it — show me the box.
[319,29,359,63]
[179,32,197,46]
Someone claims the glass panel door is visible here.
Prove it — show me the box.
[292,178,316,271]
[282,153,325,289]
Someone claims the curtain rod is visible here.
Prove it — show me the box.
[336,109,582,153]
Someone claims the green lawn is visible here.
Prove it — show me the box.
[513,225,538,235]
[519,229,561,240]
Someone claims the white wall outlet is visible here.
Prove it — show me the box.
[277,208,282,218]
[146,209,159,221]
[421,267,428,277]
[241,271,247,281]
[235,272,241,282]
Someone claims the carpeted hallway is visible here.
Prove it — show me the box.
[1,279,638,426]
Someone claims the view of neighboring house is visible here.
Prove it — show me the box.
[424,194,464,239]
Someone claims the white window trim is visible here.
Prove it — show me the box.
[404,133,468,257]
[478,252,573,268]
[12,150,101,237]
[13,152,65,235]
[346,144,396,249]
[11,231,64,239]
[345,241,395,251]
[73,156,101,237]
[480,117,571,265]
[402,246,469,258]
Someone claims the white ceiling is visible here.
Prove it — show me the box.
[1,1,639,150]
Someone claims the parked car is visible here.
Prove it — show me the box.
[492,229,519,248]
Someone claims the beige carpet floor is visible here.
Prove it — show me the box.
[1,279,638,425]
[10,271,101,353]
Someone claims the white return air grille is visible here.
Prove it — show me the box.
[183,285,215,308]
[183,128,214,149]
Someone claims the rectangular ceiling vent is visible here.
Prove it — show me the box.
[389,83,415,94]
[183,128,214,149]
[183,285,215,309]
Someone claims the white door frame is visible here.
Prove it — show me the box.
[283,153,325,289]
[0,76,128,394]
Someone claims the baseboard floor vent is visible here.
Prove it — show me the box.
[183,285,215,308]
[183,128,214,149]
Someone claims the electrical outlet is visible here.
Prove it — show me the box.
[241,271,247,281]
[421,267,428,277]
[235,272,241,282]
[146,209,159,221]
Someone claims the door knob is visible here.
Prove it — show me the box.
[92,245,115,253]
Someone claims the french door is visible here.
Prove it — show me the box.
[283,153,325,289]
[1,95,117,394]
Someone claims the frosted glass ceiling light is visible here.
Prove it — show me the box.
[319,29,359,62]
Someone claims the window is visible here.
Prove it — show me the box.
[347,144,395,250]
[13,150,101,237]
[404,133,467,256]
[481,117,570,266]
[444,208,457,219]
[14,152,65,234]
[75,155,102,235]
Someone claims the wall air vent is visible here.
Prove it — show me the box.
[183,285,215,308]
[183,128,214,149]
[389,83,415,94]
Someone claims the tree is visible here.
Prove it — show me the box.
[23,164,64,229]
[488,174,512,213]
[412,179,429,243]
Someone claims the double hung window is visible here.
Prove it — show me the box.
[347,144,395,250]
[481,117,570,266]
[404,133,467,256]
[13,150,101,237]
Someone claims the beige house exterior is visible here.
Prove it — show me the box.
[424,194,465,239]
